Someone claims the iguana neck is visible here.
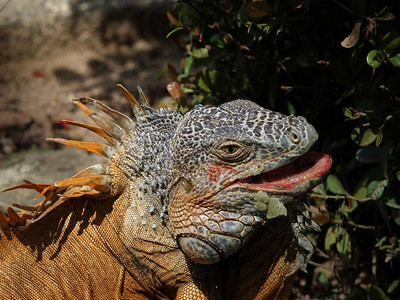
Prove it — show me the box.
[115,110,183,221]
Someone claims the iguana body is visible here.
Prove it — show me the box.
[0,86,332,299]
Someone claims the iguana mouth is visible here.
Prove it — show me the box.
[234,152,332,193]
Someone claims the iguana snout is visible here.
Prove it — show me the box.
[167,99,332,264]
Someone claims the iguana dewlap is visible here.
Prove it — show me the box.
[0,85,332,299]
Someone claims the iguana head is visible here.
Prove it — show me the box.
[167,99,332,264]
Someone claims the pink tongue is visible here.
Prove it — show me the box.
[238,152,332,190]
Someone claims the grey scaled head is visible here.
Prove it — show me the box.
[168,99,318,194]
[166,99,320,264]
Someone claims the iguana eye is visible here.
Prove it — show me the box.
[214,141,251,162]
[221,144,240,154]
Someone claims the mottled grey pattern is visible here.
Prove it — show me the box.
[115,99,321,269]
[168,100,317,194]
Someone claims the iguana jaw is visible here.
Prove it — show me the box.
[232,152,332,197]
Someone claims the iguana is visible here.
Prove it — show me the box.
[0,85,332,299]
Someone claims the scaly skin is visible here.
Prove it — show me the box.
[0,88,332,299]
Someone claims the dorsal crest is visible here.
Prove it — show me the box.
[0,85,168,232]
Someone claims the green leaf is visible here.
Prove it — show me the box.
[196,70,234,94]
[351,126,377,146]
[376,128,383,146]
[287,101,296,115]
[238,3,249,22]
[376,236,387,248]
[342,107,353,118]
[313,183,326,195]
[356,146,379,163]
[366,50,385,68]
[247,1,270,19]
[197,72,212,93]
[177,56,193,80]
[355,144,390,163]
[397,170,400,181]
[336,227,351,264]
[192,48,209,59]
[353,186,367,199]
[385,197,400,209]
[367,179,388,200]
[395,215,400,226]
[209,33,225,48]
[388,53,400,67]
[382,32,400,50]
[374,7,395,21]
[342,199,358,213]
[318,272,329,290]
[369,285,388,300]
[324,227,336,251]
[326,174,347,195]
[166,27,184,39]
[353,174,371,199]
[388,278,400,294]
[178,6,199,28]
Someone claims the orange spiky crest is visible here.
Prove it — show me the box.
[1,85,151,232]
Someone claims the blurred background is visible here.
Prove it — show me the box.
[0,0,179,207]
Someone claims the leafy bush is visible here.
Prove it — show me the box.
[167,0,400,298]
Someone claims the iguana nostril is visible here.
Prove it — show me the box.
[289,129,301,144]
